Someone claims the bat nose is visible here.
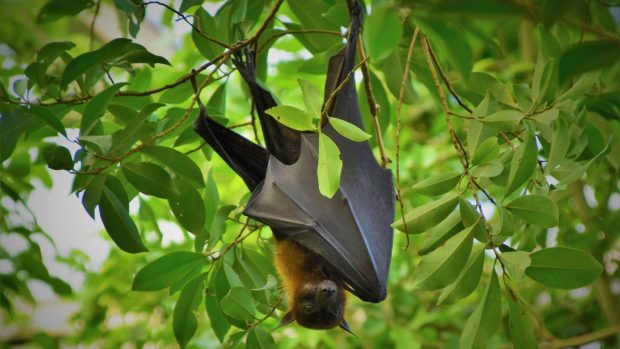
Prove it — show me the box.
[321,285,336,295]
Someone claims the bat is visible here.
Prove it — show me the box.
[194,2,394,330]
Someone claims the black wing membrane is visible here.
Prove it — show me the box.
[193,113,268,191]
[244,3,395,303]
[232,52,301,165]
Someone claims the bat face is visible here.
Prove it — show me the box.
[293,279,346,329]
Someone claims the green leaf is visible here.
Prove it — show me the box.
[132,251,205,291]
[482,110,523,131]
[413,18,472,78]
[81,83,126,136]
[298,79,322,119]
[531,56,557,106]
[381,49,417,104]
[205,293,230,343]
[505,195,558,228]
[159,81,194,104]
[173,274,204,348]
[470,162,503,178]
[525,247,603,289]
[42,144,73,171]
[203,170,219,228]
[141,145,204,187]
[466,119,496,158]
[122,161,179,199]
[471,137,499,166]
[61,38,131,87]
[459,270,502,349]
[438,244,485,304]
[180,0,203,12]
[364,6,402,62]
[286,0,341,53]
[38,0,92,23]
[501,251,530,282]
[412,225,474,290]
[410,172,461,196]
[246,327,275,349]
[99,187,147,253]
[506,286,538,349]
[393,192,459,233]
[0,109,35,162]
[317,133,342,198]
[192,7,221,60]
[220,287,255,321]
[328,117,372,142]
[168,180,206,234]
[419,209,464,255]
[505,131,537,197]
[459,197,486,242]
[265,105,315,131]
[559,40,620,84]
[82,173,107,219]
[26,105,67,137]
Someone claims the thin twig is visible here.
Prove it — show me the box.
[143,1,231,49]
[89,0,102,50]
[357,38,389,168]
[396,28,419,246]
[321,58,368,120]
[427,43,473,114]
[540,324,620,349]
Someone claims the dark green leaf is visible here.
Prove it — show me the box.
[419,209,464,255]
[438,244,485,304]
[169,179,206,234]
[505,131,537,197]
[181,0,203,12]
[141,145,204,187]
[42,144,73,171]
[173,274,204,348]
[459,270,502,349]
[412,225,474,290]
[61,39,131,87]
[559,40,620,84]
[410,172,461,196]
[38,0,93,23]
[81,83,126,136]
[246,327,274,349]
[26,105,67,137]
[122,161,179,199]
[506,286,538,349]
[394,192,459,233]
[505,195,559,228]
[364,6,402,62]
[220,287,255,321]
[132,251,205,291]
[205,292,230,342]
[99,187,147,253]
[525,247,603,289]
[0,109,35,162]
[82,173,108,219]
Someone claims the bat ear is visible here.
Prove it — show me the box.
[275,311,295,329]
[339,320,357,337]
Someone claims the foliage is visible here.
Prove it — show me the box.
[1,0,619,348]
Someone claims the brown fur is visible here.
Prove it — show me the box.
[274,239,347,329]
